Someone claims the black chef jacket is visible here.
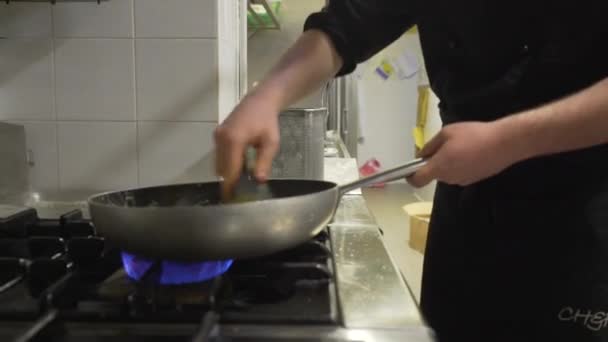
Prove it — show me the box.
[305,1,608,341]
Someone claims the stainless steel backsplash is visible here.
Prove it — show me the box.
[0,122,28,203]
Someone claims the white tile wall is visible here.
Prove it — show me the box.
[58,122,137,192]
[55,39,135,121]
[53,0,134,38]
[0,39,54,120]
[0,3,52,37]
[0,0,228,196]
[135,0,217,38]
[136,39,217,122]
[138,122,217,186]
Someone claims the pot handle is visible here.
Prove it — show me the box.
[338,158,427,196]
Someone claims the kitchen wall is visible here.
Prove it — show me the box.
[0,0,239,197]
[352,31,422,171]
[247,0,325,108]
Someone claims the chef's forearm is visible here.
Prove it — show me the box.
[497,77,608,161]
[246,30,343,112]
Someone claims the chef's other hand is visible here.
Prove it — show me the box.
[215,94,280,200]
[408,121,520,187]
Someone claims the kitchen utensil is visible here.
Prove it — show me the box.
[88,158,426,261]
[229,148,273,203]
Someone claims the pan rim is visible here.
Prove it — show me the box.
[87,179,339,210]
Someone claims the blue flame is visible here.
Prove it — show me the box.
[121,252,155,280]
[121,252,233,285]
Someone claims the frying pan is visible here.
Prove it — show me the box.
[88,158,427,261]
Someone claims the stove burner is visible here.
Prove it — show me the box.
[120,252,233,285]
[0,207,340,341]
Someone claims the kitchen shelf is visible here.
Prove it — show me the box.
[247,0,281,39]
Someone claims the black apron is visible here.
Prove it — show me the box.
[303,0,608,339]
[416,1,608,339]
[420,121,608,342]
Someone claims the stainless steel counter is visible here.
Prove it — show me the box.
[329,194,434,341]
[218,324,434,341]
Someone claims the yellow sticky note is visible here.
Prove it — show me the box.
[381,60,394,74]
[416,86,430,126]
[413,126,425,149]
[375,59,395,79]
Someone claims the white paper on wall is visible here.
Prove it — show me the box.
[394,50,420,80]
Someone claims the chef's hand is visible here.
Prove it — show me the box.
[408,121,521,187]
[214,94,280,200]
[215,30,344,200]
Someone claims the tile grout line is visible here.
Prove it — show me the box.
[50,3,62,193]
[132,0,140,187]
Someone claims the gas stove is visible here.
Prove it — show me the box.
[0,198,434,342]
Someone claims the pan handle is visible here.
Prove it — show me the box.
[338,158,427,196]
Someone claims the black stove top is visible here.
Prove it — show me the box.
[0,208,340,341]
